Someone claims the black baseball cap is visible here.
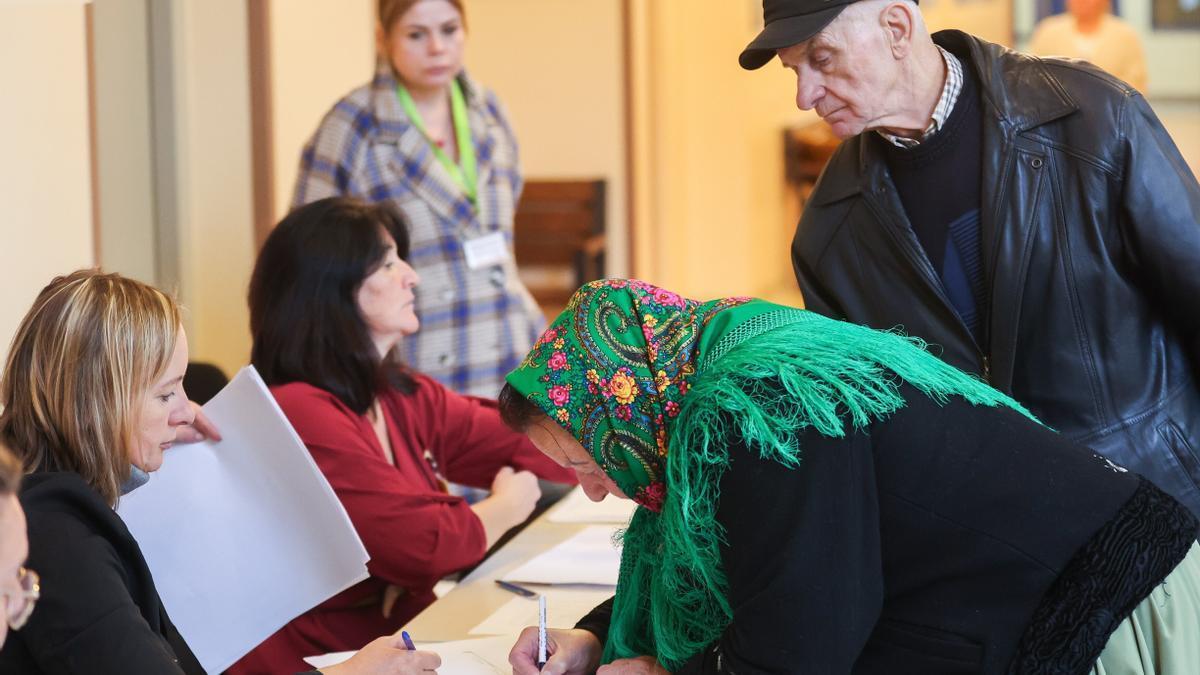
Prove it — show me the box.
[739,0,917,70]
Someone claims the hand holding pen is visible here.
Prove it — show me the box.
[317,630,441,675]
[507,625,603,675]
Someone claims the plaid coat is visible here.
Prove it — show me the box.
[294,65,544,397]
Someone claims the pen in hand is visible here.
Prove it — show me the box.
[537,595,547,670]
[401,630,416,651]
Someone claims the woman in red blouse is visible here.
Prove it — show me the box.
[231,197,575,673]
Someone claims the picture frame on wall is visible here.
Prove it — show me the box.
[1036,0,1121,20]
[1153,0,1200,29]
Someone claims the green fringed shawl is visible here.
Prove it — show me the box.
[604,309,1038,669]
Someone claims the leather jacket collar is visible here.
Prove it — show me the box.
[813,30,1079,207]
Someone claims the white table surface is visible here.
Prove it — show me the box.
[404,505,620,643]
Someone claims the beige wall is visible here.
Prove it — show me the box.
[270,0,376,218]
[92,0,157,285]
[466,0,630,276]
[168,0,256,377]
[0,0,255,378]
[629,0,811,304]
[923,0,1012,45]
[0,1,96,368]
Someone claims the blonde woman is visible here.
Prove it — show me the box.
[294,0,543,398]
[0,271,441,674]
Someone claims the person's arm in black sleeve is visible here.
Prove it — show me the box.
[1118,93,1200,368]
[676,428,884,674]
[574,597,614,644]
[791,240,847,320]
[17,510,189,674]
[510,599,611,674]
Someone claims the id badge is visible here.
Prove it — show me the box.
[462,231,509,270]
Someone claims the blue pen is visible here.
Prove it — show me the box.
[401,630,416,651]
[495,579,538,598]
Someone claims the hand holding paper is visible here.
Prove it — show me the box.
[174,401,222,444]
[118,367,370,673]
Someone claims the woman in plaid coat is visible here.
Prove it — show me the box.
[293,0,543,397]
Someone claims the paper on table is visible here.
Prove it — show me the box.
[117,366,370,674]
[502,525,622,586]
[304,635,514,673]
[547,485,637,524]
[469,588,612,636]
[303,651,356,670]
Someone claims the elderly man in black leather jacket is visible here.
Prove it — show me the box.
[742,0,1200,517]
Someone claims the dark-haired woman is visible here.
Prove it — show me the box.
[231,197,574,674]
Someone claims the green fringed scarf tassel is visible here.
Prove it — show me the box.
[603,312,1038,669]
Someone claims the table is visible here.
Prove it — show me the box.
[404,493,621,643]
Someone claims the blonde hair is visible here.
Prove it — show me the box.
[378,0,466,35]
[0,270,181,506]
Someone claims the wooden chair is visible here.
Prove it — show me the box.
[784,122,841,206]
[513,179,607,314]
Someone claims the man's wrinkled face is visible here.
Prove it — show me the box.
[777,12,902,139]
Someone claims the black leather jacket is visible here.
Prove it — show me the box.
[792,31,1200,517]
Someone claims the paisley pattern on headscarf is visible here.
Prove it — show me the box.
[508,280,1040,669]
[505,279,748,511]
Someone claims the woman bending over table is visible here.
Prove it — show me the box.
[501,279,1200,675]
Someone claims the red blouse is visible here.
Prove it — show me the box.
[229,374,574,674]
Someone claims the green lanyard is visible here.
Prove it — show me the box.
[396,79,477,203]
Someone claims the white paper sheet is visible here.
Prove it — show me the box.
[546,485,637,524]
[469,588,612,636]
[304,635,514,673]
[501,526,621,586]
[117,366,370,674]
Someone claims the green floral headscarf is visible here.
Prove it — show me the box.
[505,279,749,511]
[506,279,1037,669]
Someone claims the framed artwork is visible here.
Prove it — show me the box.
[1153,0,1200,29]
[1036,0,1122,20]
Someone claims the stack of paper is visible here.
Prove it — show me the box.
[118,367,370,673]
[501,525,622,586]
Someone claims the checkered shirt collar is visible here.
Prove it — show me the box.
[877,46,963,149]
